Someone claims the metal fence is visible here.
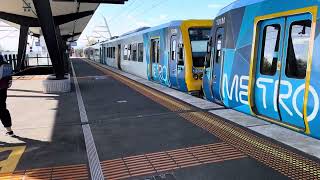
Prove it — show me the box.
[4,54,52,71]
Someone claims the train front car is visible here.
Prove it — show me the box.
[144,20,212,95]
[180,20,212,96]
[203,0,320,139]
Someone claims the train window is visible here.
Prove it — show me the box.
[124,45,128,60]
[112,47,116,58]
[285,20,311,79]
[171,38,177,61]
[151,39,160,63]
[128,45,132,61]
[260,24,281,76]
[215,34,223,63]
[151,40,156,63]
[156,40,160,63]
[138,43,144,62]
[189,28,211,67]
[132,44,137,61]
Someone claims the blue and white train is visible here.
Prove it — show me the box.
[203,0,320,139]
[86,20,213,96]
[86,0,320,140]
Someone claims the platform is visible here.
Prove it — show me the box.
[0,58,320,180]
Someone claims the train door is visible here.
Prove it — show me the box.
[169,35,178,88]
[99,48,101,62]
[150,38,160,81]
[254,14,312,129]
[203,37,214,101]
[117,44,122,70]
[211,27,225,103]
[102,47,105,64]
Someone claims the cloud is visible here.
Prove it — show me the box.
[159,14,168,20]
[127,15,151,28]
[208,4,223,8]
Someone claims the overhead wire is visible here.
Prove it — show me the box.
[107,0,142,23]
[126,0,170,30]
[111,0,165,28]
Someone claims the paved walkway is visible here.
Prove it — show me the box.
[0,58,319,180]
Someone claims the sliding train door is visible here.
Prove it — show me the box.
[254,14,312,129]
[117,44,122,70]
[278,14,312,128]
[150,38,160,82]
[169,35,178,88]
[254,18,285,121]
[211,27,225,103]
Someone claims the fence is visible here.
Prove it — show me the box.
[3,54,52,71]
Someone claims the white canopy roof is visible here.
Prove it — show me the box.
[0,0,126,41]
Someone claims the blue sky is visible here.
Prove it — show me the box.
[78,0,235,46]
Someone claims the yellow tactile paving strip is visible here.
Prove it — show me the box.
[102,142,246,180]
[0,164,89,180]
[76,75,110,80]
[12,75,109,81]
[87,60,320,180]
[0,143,245,180]
[12,76,48,80]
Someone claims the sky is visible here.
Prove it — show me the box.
[0,21,19,52]
[77,0,235,47]
[0,0,236,51]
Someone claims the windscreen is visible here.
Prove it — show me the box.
[189,28,211,67]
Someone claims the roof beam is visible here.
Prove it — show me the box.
[0,12,38,27]
[54,10,94,25]
[0,10,94,27]
[52,0,127,4]
[62,32,82,41]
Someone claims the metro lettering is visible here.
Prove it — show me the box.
[222,74,319,122]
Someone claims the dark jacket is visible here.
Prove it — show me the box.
[0,55,12,89]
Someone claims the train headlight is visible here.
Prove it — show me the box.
[199,74,203,80]
[193,74,199,80]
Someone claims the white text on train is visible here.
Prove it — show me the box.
[222,74,319,122]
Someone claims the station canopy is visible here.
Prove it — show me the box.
[0,0,128,42]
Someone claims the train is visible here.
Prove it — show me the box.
[85,20,213,96]
[84,43,101,63]
[85,0,320,140]
[203,0,320,139]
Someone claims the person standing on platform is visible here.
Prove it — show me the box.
[0,53,13,136]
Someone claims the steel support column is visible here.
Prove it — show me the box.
[32,0,65,79]
[16,26,29,72]
[56,26,70,74]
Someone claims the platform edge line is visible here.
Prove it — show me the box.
[71,60,105,180]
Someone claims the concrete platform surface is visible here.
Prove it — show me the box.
[0,58,319,180]
[92,59,320,160]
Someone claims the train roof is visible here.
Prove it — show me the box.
[103,20,183,44]
[217,0,266,16]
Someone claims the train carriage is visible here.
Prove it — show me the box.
[203,0,320,139]
[84,43,102,63]
[101,20,213,95]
